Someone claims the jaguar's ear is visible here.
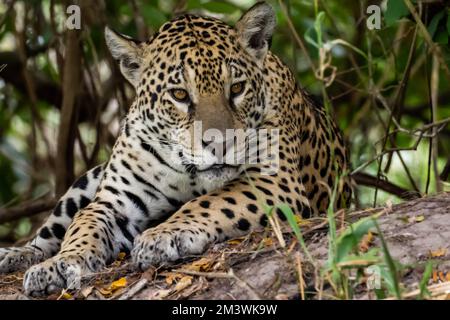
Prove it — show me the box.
[235,2,276,63]
[105,26,143,87]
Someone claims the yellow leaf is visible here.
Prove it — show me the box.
[294,215,310,226]
[429,248,447,258]
[263,237,273,247]
[61,292,73,300]
[110,277,127,290]
[359,231,374,252]
[99,277,128,296]
[432,270,438,283]
[227,237,244,245]
[185,258,212,272]
[98,287,112,297]
[397,216,410,223]
[174,276,192,292]
[117,252,126,261]
[165,272,183,285]
[415,215,425,222]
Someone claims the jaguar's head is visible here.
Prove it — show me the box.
[105,2,276,179]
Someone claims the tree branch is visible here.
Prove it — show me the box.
[0,198,57,224]
[352,172,421,200]
[55,29,82,197]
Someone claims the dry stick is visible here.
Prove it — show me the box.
[0,198,57,224]
[175,269,262,300]
[319,0,365,84]
[129,0,149,39]
[366,93,450,196]
[352,118,450,176]
[14,11,54,173]
[55,29,82,197]
[352,172,420,200]
[373,25,420,204]
[425,50,433,194]
[118,278,149,300]
[346,24,411,135]
[278,0,316,73]
[385,281,450,300]
[384,25,419,172]
[295,252,305,300]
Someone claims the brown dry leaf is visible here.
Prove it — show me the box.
[263,237,273,247]
[81,286,95,298]
[185,258,213,272]
[294,215,311,226]
[97,287,112,297]
[174,276,193,292]
[164,272,184,285]
[141,267,156,281]
[359,231,374,252]
[151,288,172,300]
[175,278,208,299]
[432,271,438,283]
[227,237,245,245]
[429,248,448,258]
[414,215,425,223]
[98,277,128,297]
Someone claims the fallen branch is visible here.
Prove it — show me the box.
[118,278,148,300]
[175,268,262,300]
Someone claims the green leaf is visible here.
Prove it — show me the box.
[14,218,32,239]
[335,216,376,262]
[187,0,202,10]
[419,262,433,299]
[385,0,410,26]
[336,249,381,269]
[142,5,168,30]
[304,27,319,49]
[374,220,402,299]
[199,2,239,15]
[277,204,315,264]
[435,30,449,45]
[314,11,326,48]
[427,11,445,38]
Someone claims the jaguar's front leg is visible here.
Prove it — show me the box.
[132,173,311,270]
[22,202,133,296]
[0,164,104,274]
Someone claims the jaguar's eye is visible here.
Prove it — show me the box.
[170,89,190,103]
[230,81,245,97]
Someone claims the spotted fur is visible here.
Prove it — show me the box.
[0,2,351,296]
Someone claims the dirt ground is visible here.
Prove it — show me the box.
[0,192,449,300]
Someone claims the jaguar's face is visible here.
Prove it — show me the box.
[105,3,276,179]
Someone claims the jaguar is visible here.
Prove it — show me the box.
[0,2,352,296]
